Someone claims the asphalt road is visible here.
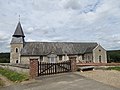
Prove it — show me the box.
[0,72,119,90]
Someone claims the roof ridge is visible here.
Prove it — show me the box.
[25,42,97,44]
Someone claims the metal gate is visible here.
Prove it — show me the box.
[39,60,71,76]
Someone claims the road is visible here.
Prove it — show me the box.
[0,72,119,90]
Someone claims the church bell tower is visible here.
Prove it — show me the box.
[10,22,25,63]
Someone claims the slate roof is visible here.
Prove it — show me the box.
[13,22,25,37]
[21,42,98,56]
[11,37,25,44]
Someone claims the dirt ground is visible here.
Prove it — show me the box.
[0,74,13,86]
[76,70,120,88]
[1,70,120,89]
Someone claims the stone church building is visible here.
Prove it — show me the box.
[10,22,107,64]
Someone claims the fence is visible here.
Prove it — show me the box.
[30,59,76,78]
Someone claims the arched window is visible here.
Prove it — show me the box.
[48,53,57,63]
[16,48,18,53]
[99,55,101,63]
[16,60,18,63]
[59,55,62,61]
[88,56,90,60]
[40,56,43,62]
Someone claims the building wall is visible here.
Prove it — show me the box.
[84,53,93,62]
[20,47,107,64]
[20,55,79,64]
[21,56,41,64]
[0,64,29,75]
[93,45,107,63]
[10,44,23,64]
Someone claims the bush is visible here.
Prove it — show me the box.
[107,50,120,63]
[0,53,10,63]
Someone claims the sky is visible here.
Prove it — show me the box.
[0,0,120,52]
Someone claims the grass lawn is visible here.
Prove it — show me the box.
[0,68,29,82]
[107,66,120,71]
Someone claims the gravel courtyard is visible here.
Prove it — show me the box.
[75,70,120,88]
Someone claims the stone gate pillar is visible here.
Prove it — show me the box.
[69,57,77,72]
[29,59,39,79]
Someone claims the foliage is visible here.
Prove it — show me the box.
[107,50,120,63]
[0,68,29,82]
[0,53,10,63]
[107,67,120,71]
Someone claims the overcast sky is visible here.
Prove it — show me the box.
[0,0,120,52]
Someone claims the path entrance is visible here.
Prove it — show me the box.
[39,60,71,76]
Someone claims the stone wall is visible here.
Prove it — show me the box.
[84,53,93,62]
[10,43,23,64]
[93,45,107,63]
[0,63,29,75]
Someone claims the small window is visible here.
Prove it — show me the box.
[88,56,90,60]
[82,55,84,60]
[40,56,43,61]
[59,55,62,60]
[49,57,56,63]
[99,49,101,52]
[48,53,57,63]
[16,48,18,53]
[99,55,101,63]
[16,60,18,63]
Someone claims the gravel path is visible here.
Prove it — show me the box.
[75,70,120,88]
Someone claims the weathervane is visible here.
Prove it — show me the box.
[19,15,20,21]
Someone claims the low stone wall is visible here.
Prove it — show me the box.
[0,63,30,75]
[77,63,120,66]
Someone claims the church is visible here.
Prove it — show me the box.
[10,22,107,64]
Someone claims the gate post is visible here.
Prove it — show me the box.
[30,59,39,79]
[70,59,77,72]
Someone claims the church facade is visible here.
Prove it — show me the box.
[10,22,107,64]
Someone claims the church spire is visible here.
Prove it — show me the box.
[13,21,25,37]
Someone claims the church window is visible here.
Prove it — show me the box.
[48,53,57,63]
[16,60,18,63]
[16,48,18,53]
[40,56,43,62]
[82,55,84,60]
[49,57,56,63]
[59,55,62,61]
[99,55,101,63]
[88,56,90,60]
[99,49,101,52]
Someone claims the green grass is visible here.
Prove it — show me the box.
[0,68,29,82]
[107,66,120,71]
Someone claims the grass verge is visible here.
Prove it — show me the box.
[0,78,5,87]
[0,68,29,82]
[107,66,120,71]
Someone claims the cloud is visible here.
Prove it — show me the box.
[0,0,120,52]
[0,32,9,41]
[25,27,34,34]
[61,0,102,13]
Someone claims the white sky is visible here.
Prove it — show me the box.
[0,0,120,52]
